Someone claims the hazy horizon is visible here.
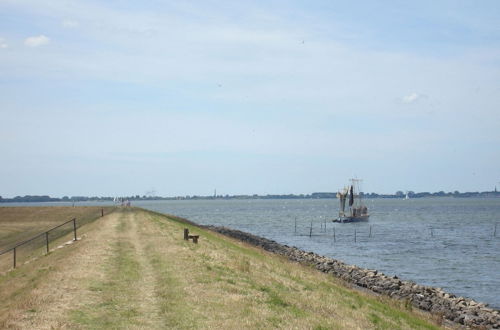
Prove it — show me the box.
[1,187,499,200]
[1,1,499,197]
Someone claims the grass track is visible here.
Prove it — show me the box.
[0,207,443,329]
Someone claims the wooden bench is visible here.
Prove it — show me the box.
[188,235,199,244]
[183,228,200,244]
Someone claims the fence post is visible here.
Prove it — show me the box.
[73,218,77,241]
[46,232,49,254]
[101,208,104,217]
[13,247,16,269]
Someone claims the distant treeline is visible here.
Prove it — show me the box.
[1,190,499,203]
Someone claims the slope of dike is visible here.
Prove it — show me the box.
[204,225,500,329]
[0,207,459,329]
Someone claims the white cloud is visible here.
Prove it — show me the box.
[402,92,423,104]
[24,35,50,47]
[0,38,8,49]
[62,19,79,28]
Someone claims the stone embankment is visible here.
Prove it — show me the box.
[205,225,500,329]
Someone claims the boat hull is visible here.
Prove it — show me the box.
[333,215,370,223]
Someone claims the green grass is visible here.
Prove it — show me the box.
[143,209,440,329]
[0,208,442,329]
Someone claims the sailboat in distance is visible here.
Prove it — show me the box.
[333,179,369,223]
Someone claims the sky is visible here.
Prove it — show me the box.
[1,0,500,197]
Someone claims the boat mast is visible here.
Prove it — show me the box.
[350,178,364,208]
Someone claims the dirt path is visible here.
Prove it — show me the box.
[125,210,163,328]
[3,209,170,329]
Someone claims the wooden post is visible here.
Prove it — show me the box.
[184,228,189,240]
[101,208,104,217]
[369,225,372,238]
[73,218,77,241]
[333,227,336,243]
[354,229,357,243]
[192,236,199,244]
[309,221,313,237]
[13,247,16,269]
[46,232,49,254]
[294,217,297,234]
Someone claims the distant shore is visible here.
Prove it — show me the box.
[1,190,499,203]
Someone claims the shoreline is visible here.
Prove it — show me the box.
[202,224,499,328]
[136,208,500,329]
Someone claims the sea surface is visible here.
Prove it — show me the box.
[3,198,499,308]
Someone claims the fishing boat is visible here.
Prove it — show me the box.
[333,179,369,223]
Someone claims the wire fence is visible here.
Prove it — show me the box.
[0,208,108,273]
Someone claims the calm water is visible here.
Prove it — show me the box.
[134,198,500,308]
[3,198,499,308]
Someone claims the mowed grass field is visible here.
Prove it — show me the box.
[0,207,443,329]
[0,206,113,251]
[0,206,114,273]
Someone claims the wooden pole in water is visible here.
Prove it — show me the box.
[333,227,336,242]
[294,217,297,234]
[309,221,313,237]
[369,225,372,238]
[354,229,357,243]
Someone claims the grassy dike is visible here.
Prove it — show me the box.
[0,207,441,329]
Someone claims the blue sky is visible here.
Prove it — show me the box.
[1,0,500,197]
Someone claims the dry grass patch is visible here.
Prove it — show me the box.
[0,208,443,329]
